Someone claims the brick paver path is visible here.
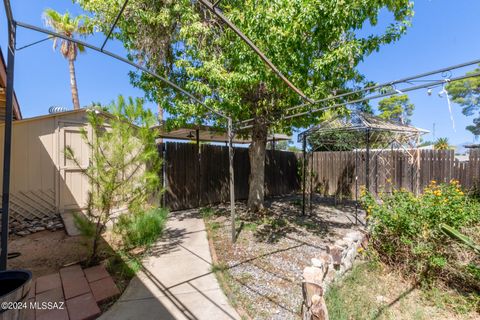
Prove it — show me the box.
[25,264,119,320]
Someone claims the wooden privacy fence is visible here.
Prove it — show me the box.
[160,142,300,211]
[309,149,480,199]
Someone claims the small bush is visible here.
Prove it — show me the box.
[116,208,168,248]
[361,180,480,293]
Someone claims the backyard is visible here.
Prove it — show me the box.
[203,192,480,320]
[203,196,365,319]
[1,1,480,320]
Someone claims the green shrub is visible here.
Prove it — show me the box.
[361,180,480,292]
[116,208,168,248]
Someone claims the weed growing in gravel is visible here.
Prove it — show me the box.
[211,262,229,273]
[200,207,222,219]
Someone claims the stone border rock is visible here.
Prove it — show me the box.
[9,215,64,236]
[301,230,368,320]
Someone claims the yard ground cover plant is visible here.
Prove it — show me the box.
[361,180,480,316]
[325,260,480,320]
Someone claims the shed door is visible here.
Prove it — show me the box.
[58,122,90,212]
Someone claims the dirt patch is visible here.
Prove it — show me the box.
[8,230,90,279]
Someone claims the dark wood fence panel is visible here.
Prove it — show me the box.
[161,142,300,211]
[310,149,480,199]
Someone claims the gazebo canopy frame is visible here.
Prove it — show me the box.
[297,111,428,221]
[2,0,480,269]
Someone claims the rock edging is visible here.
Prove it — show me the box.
[302,230,368,320]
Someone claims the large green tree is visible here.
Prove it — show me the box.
[446,67,480,136]
[77,0,413,211]
[377,94,415,124]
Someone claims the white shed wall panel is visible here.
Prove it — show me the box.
[0,111,90,223]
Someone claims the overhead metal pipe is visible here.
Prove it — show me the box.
[238,71,480,130]
[16,20,228,120]
[100,0,129,50]
[16,36,52,51]
[197,0,312,104]
[237,57,480,126]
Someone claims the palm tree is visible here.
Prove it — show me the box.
[434,137,451,150]
[43,9,93,110]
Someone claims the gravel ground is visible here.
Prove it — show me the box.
[205,195,366,320]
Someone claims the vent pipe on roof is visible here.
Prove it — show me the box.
[48,106,70,114]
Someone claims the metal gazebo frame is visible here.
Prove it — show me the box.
[2,0,480,270]
[297,111,428,220]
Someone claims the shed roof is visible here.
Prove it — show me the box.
[7,109,292,144]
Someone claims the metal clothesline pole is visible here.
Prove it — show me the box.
[302,135,307,216]
[365,129,371,194]
[227,119,236,242]
[355,148,358,225]
[0,0,16,270]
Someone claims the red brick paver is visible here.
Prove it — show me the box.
[28,264,118,320]
[89,276,120,303]
[66,293,101,320]
[35,273,61,294]
[36,308,69,320]
[60,265,90,300]
[35,287,65,318]
[24,299,36,320]
[83,265,110,283]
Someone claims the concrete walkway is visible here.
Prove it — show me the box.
[100,210,240,320]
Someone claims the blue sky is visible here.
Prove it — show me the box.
[1,0,479,146]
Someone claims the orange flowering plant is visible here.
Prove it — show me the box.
[360,180,480,290]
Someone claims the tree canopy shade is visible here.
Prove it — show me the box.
[446,66,480,136]
[77,0,414,211]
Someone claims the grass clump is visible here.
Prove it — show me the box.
[326,260,477,320]
[116,207,168,249]
[106,250,142,281]
[200,207,219,219]
[211,262,229,273]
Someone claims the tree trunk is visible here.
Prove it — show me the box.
[69,58,80,110]
[247,119,268,211]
